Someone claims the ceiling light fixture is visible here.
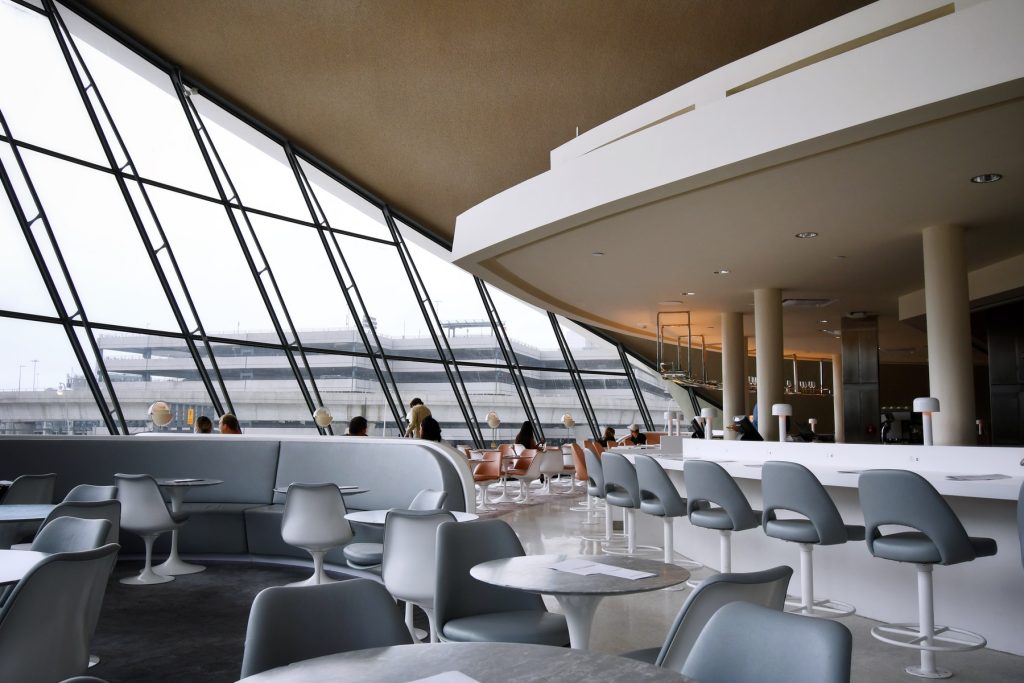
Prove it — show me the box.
[681,291,696,296]
[658,300,683,305]
[795,231,818,239]
[714,269,730,275]
[970,173,1002,184]
[818,319,829,323]
[591,251,605,256]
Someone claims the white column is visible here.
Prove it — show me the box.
[755,288,783,441]
[744,336,755,415]
[832,353,845,443]
[922,225,976,445]
[721,312,745,440]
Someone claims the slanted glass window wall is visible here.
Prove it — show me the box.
[0,0,683,443]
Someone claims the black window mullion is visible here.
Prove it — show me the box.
[548,312,599,440]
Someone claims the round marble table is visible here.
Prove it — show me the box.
[0,549,49,585]
[154,478,223,576]
[273,485,368,496]
[236,642,696,682]
[471,553,689,650]
[344,509,478,525]
[0,504,55,522]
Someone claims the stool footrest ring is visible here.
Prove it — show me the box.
[784,596,856,619]
[870,623,987,653]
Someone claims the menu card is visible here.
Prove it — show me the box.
[547,559,656,580]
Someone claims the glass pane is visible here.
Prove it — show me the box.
[193,95,310,221]
[0,190,54,315]
[556,316,628,372]
[627,353,685,427]
[300,159,392,242]
[94,329,217,434]
[0,317,105,435]
[306,351,397,437]
[249,213,368,352]
[485,285,567,370]
[22,150,179,331]
[390,359,470,443]
[0,1,106,164]
[458,364,528,446]
[582,372,644,435]
[337,236,439,360]
[61,8,218,196]
[207,341,317,435]
[144,185,276,338]
[523,369,588,439]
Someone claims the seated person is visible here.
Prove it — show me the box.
[726,415,763,441]
[346,415,368,436]
[596,426,616,448]
[514,420,542,450]
[219,413,242,434]
[194,415,213,434]
[405,403,431,438]
[418,416,443,443]
[620,423,647,446]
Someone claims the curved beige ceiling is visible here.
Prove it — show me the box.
[81,0,871,244]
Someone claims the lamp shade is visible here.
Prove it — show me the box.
[913,397,940,414]
[148,401,173,428]
[486,411,501,429]
[771,403,793,417]
[700,407,715,419]
[313,406,333,428]
[562,413,575,428]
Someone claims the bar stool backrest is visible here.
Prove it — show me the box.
[2,473,56,505]
[584,449,604,498]
[635,454,686,516]
[762,461,847,545]
[684,460,758,531]
[602,453,641,507]
[858,469,975,565]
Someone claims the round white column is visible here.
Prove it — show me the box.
[755,288,784,441]
[721,312,746,440]
[922,225,976,445]
[832,353,845,443]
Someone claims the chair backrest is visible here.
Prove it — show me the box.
[498,443,516,458]
[1018,481,1024,570]
[31,517,112,554]
[570,443,588,481]
[511,448,537,472]
[635,454,686,517]
[762,461,847,545]
[382,509,455,603]
[435,519,547,626]
[281,483,352,548]
[539,450,564,476]
[585,439,604,455]
[2,473,56,505]
[684,460,758,531]
[113,474,176,534]
[239,579,413,678]
[681,601,852,683]
[858,469,975,565]
[584,449,604,497]
[39,500,121,545]
[656,565,793,672]
[0,544,120,683]
[63,485,118,503]
[473,451,501,479]
[602,452,641,506]
[409,489,447,510]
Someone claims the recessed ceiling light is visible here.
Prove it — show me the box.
[970,173,1002,184]
[658,300,683,305]
[714,269,731,275]
[818,319,829,323]
[795,231,818,239]
[591,251,605,256]
[680,292,696,296]
[833,255,847,260]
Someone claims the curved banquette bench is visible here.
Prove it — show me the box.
[0,435,474,570]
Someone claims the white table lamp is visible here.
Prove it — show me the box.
[913,397,940,446]
[771,403,793,443]
[700,407,715,440]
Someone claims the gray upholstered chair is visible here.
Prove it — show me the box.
[11,500,121,550]
[63,485,118,503]
[602,452,657,555]
[30,517,112,554]
[344,488,449,571]
[761,461,864,618]
[115,474,185,585]
[681,601,852,683]
[239,579,413,678]
[409,488,447,511]
[281,483,352,585]
[635,454,701,572]
[1018,481,1023,570]
[382,509,455,642]
[0,543,120,683]
[685,459,760,580]
[538,449,568,494]
[622,564,793,671]
[1,473,56,505]
[859,469,997,679]
[435,519,569,645]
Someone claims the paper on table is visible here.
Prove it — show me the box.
[403,672,480,683]
[548,559,655,580]
[603,567,657,581]
[171,479,202,483]
[547,559,596,572]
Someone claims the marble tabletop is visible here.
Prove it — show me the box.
[156,478,224,488]
[0,504,55,522]
[236,642,696,682]
[273,485,368,496]
[0,549,49,584]
[345,509,478,525]
[470,553,689,596]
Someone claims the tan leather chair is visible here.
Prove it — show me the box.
[472,451,501,510]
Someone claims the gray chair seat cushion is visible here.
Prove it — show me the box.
[690,507,761,532]
[619,646,659,664]
[605,491,636,509]
[640,500,679,517]
[872,532,997,564]
[441,610,569,646]
[765,519,865,545]
[343,542,383,566]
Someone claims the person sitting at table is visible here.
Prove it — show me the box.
[405,402,431,438]
[597,426,616,448]
[614,423,647,446]
[513,420,542,451]
[418,416,444,443]
[347,416,368,436]
[727,415,763,441]
[194,415,213,434]
[219,413,242,435]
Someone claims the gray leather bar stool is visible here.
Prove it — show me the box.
[859,470,997,679]
[634,454,701,573]
[602,453,658,556]
[581,449,620,544]
[684,460,760,586]
[761,461,864,618]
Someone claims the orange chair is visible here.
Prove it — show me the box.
[568,443,603,519]
[472,451,501,510]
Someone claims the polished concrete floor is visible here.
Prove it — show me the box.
[497,487,1024,683]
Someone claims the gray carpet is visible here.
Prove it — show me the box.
[90,561,423,683]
